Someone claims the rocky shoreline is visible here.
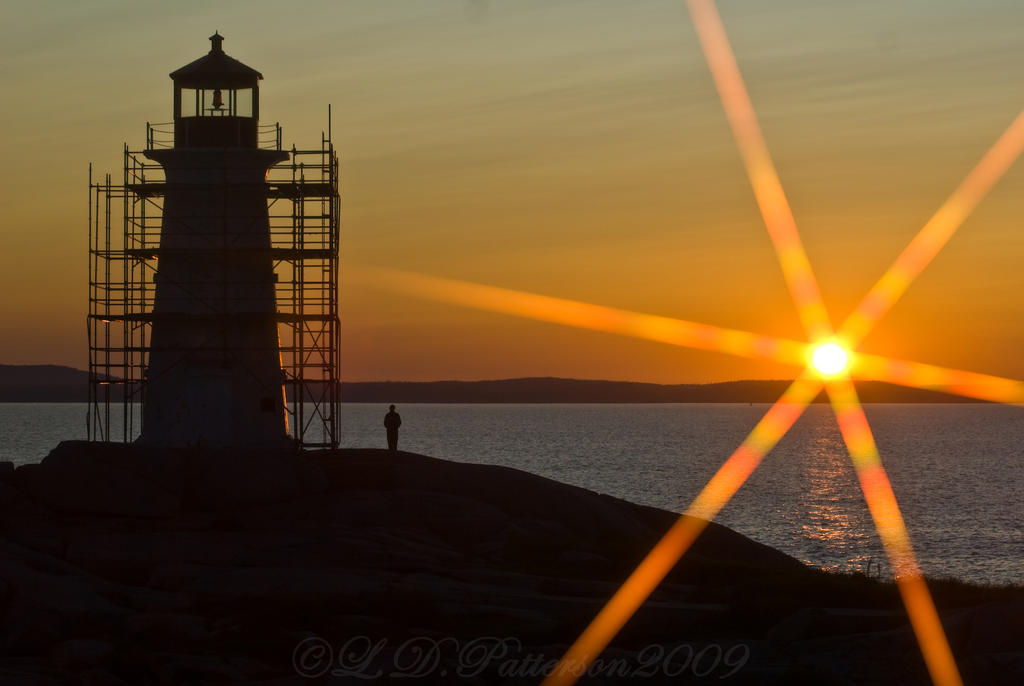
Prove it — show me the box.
[0,443,1020,684]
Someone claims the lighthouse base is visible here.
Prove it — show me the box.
[137,147,290,450]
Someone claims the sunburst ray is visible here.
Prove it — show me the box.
[688,0,832,342]
[840,110,1024,347]
[852,352,1024,405]
[359,267,811,367]
[826,376,963,686]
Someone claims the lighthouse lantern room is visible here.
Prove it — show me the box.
[171,32,261,147]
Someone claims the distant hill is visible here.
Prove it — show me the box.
[0,365,978,403]
[0,365,91,402]
[340,377,977,404]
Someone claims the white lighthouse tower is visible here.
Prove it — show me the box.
[139,33,289,448]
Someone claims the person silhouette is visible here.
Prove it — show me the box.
[384,404,402,451]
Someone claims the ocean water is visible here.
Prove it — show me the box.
[2,402,1021,585]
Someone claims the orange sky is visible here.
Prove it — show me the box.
[1,1,1023,383]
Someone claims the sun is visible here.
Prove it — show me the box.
[811,341,850,377]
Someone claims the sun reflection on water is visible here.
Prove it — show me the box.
[798,431,874,574]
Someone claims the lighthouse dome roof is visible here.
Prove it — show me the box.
[170,33,263,89]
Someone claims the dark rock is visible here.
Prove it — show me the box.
[184,566,387,608]
[225,655,273,677]
[147,562,222,591]
[767,607,827,647]
[65,534,162,585]
[775,662,852,686]
[16,441,182,518]
[50,639,114,670]
[962,651,1024,686]
[183,448,328,510]
[149,653,245,682]
[0,666,64,686]
[964,598,1024,655]
[13,441,333,515]
[65,530,277,587]
[0,560,127,654]
[0,538,78,575]
[555,549,611,570]
[124,612,210,644]
[0,461,14,479]
[0,576,11,615]
[0,446,1018,685]
[322,449,801,574]
[0,481,38,513]
[75,669,127,686]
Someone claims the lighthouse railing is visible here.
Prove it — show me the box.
[258,122,283,151]
[145,121,282,151]
[145,122,175,150]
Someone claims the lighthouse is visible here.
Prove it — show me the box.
[138,33,289,448]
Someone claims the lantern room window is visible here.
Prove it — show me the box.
[179,88,254,118]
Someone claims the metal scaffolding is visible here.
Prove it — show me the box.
[88,119,340,448]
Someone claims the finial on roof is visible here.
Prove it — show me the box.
[209,32,224,53]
